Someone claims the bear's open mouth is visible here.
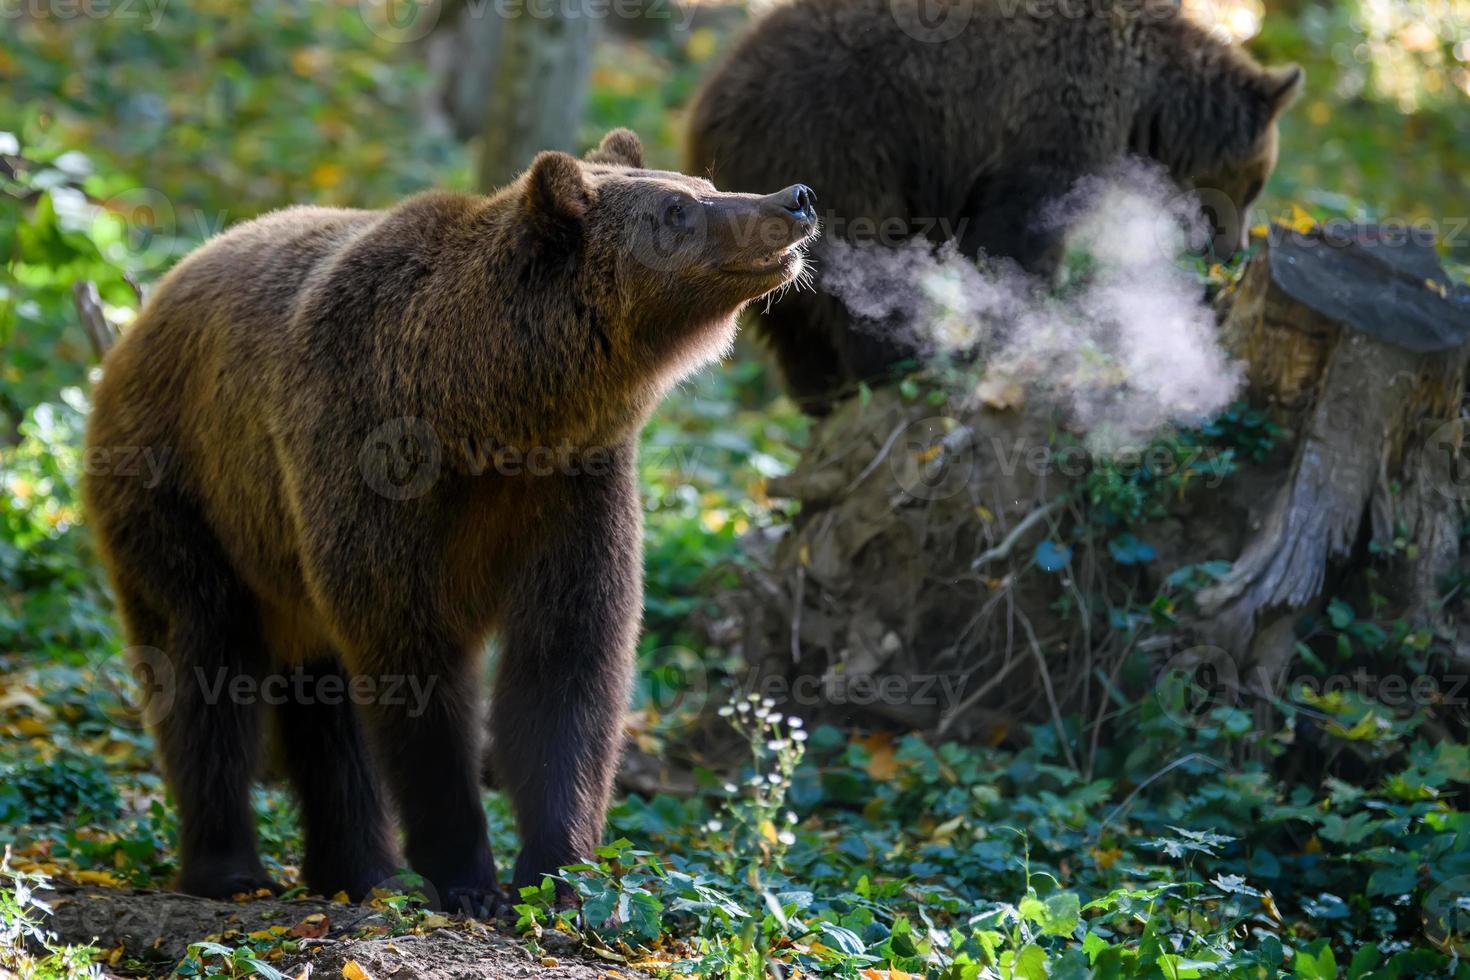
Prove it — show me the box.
[722,244,802,276]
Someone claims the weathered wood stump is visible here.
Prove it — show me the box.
[713,223,1470,756]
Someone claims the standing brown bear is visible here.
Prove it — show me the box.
[84,129,817,912]
[687,0,1303,412]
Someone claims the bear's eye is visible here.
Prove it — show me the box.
[661,199,695,232]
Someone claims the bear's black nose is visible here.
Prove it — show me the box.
[781,184,817,221]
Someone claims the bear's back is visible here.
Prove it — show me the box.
[690,0,1151,223]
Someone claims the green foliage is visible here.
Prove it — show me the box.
[0,755,120,827]
[176,940,289,980]
[0,4,466,219]
[0,850,100,979]
[1,3,1467,977]
[1248,0,1470,263]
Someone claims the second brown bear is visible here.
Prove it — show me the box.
[688,0,1303,413]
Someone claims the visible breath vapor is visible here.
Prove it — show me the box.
[821,161,1243,451]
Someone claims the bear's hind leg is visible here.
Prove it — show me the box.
[165,603,276,897]
[97,493,276,900]
[274,657,397,900]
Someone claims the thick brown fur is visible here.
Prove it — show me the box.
[83,130,817,911]
[686,0,1304,413]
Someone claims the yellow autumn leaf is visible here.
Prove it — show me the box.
[331,890,351,904]
[341,960,372,980]
[929,814,966,844]
[311,163,344,190]
[686,27,718,61]
[1285,203,1316,234]
[855,731,899,780]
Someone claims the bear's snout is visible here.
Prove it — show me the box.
[774,183,818,223]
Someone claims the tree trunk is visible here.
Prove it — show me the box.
[475,7,595,191]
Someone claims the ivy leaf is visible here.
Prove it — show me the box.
[1034,540,1072,572]
[1107,532,1157,565]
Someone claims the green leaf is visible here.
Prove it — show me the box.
[1034,540,1072,572]
[1011,943,1048,980]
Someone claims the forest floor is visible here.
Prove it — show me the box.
[40,877,646,980]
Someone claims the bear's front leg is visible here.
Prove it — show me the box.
[357,644,504,915]
[490,452,641,896]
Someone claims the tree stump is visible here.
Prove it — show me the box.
[713,223,1470,756]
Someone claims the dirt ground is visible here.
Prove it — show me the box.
[40,878,654,980]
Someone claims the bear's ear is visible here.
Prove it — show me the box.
[584,128,644,169]
[1262,64,1305,115]
[526,150,591,228]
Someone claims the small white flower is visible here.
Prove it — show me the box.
[723,782,738,794]
[787,716,804,729]
[767,772,781,784]
[777,831,796,846]
[706,820,723,832]
[785,811,798,824]
[767,739,788,751]
[767,712,784,725]
[761,698,776,709]
[792,730,808,742]
[747,692,761,702]
[736,701,751,714]
[718,705,734,717]
[754,708,769,721]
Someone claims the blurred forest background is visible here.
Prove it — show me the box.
[2,0,1470,977]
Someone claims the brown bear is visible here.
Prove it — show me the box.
[686,0,1303,412]
[83,129,817,912]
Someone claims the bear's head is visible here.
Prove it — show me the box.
[510,129,818,390]
[1185,63,1305,258]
